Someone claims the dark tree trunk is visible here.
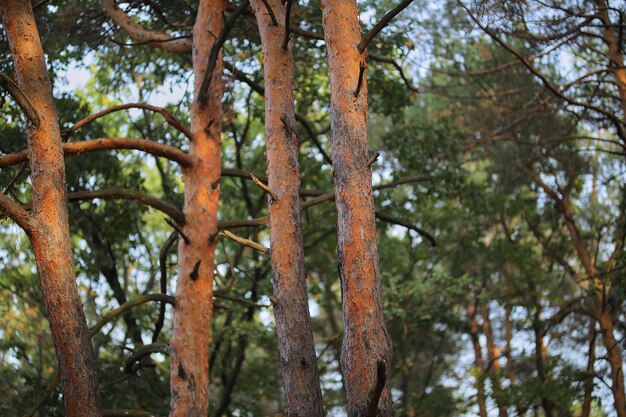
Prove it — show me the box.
[250,0,324,415]
[0,1,102,416]
[321,0,393,415]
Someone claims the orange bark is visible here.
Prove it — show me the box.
[0,1,102,416]
[321,0,393,414]
[250,0,324,414]
[168,1,225,416]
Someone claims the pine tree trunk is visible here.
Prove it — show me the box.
[0,1,102,416]
[168,0,225,415]
[321,0,393,414]
[250,0,324,415]
[466,303,488,417]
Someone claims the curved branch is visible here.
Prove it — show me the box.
[0,138,192,168]
[0,72,40,126]
[90,294,175,337]
[100,0,192,55]
[68,189,185,224]
[358,0,415,52]
[0,192,37,236]
[123,343,169,373]
[62,103,193,140]
[375,212,436,246]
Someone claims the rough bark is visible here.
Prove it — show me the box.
[581,320,597,417]
[466,303,488,417]
[0,1,102,416]
[250,0,324,415]
[481,304,508,417]
[594,0,626,123]
[168,0,225,416]
[532,305,554,417]
[321,0,393,415]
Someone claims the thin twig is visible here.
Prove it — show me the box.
[165,218,190,244]
[250,173,278,200]
[358,0,415,52]
[219,230,269,255]
[123,343,169,373]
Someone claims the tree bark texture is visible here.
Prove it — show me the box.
[250,0,325,415]
[168,1,225,416]
[466,303,488,417]
[0,1,102,416]
[321,0,393,415]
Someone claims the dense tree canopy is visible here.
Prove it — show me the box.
[0,0,625,416]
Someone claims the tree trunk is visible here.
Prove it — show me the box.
[0,1,102,416]
[481,304,508,417]
[321,1,394,415]
[598,304,626,417]
[581,319,597,417]
[532,305,554,417]
[250,0,324,415]
[594,0,626,121]
[168,1,225,416]
[466,303,488,417]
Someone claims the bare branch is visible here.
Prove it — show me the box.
[62,103,193,140]
[0,192,36,236]
[375,212,436,246]
[123,343,169,373]
[68,189,185,224]
[219,230,269,255]
[100,0,192,55]
[0,72,40,126]
[0,138,193,168]
[90,294,175,337]
[358,0,415,53]
[250,173,278,200]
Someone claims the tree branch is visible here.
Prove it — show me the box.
[0,72,40,126]
[62,103,193,140]
[219,230,269,255]
[375,212,436,246]
[100,0,192,55]
[0,138,192,168]
[0,192,37,236]
[358,0,415,52]
[68,189,185,224]
[123,343,169,373]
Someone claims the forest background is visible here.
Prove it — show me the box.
[1,0,625,416]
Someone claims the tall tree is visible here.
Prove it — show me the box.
[0,1,101,416]
[249,0,324,414]
[321,0,396,414]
